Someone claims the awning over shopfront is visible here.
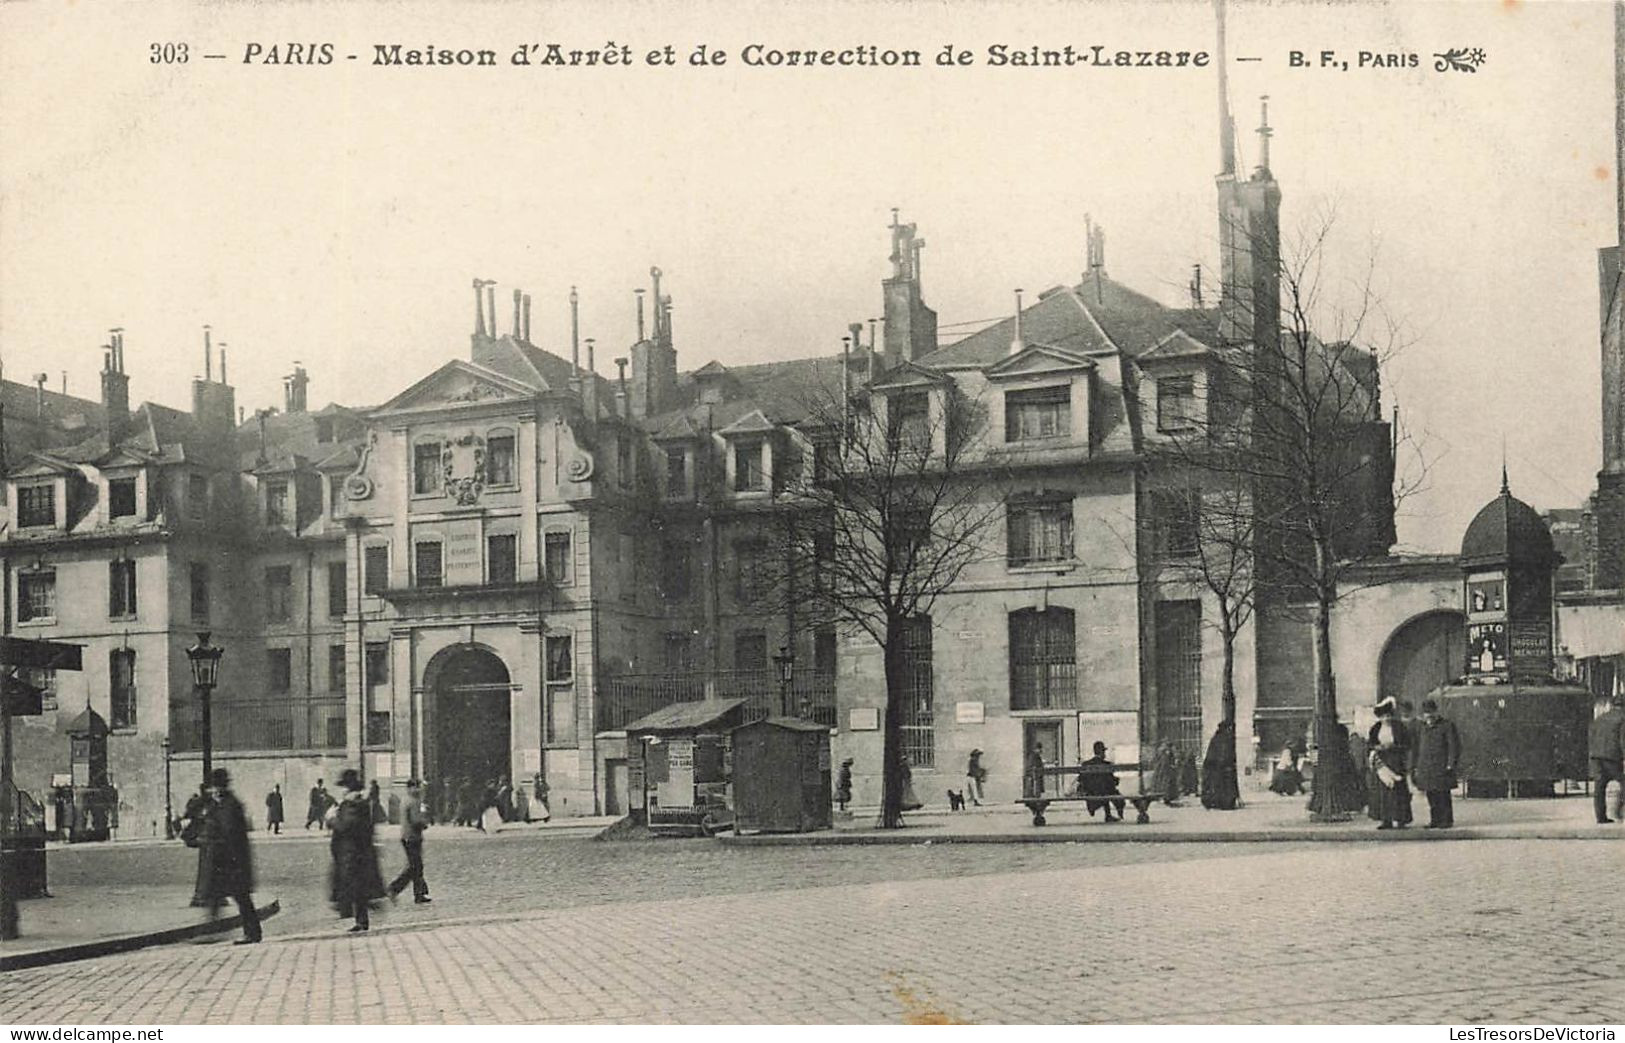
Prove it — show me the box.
[1557,601,1625,659]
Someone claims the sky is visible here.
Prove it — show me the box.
[0,0,1617,553]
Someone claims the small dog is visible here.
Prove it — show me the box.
[946,789,965,811]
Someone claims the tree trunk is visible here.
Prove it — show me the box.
[1306,583,1362,818]
[879,632,907,829]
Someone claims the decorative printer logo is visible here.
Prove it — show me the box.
[442,433,487,506]
[1433,48,1486,73]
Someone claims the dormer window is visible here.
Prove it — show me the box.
[315,417,335,444]
[109,477,137,519]
[264,480,289,527]
[734,440,765,492]
[17,484,54,528]
[888,392,931,452]
[1156,376,1197,433]
[1005,386,1070,442]
[664,445,690,498]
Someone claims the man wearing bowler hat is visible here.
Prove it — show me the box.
[387,779,432,904]
[1409,699,1461,829]
[199,768,262,944]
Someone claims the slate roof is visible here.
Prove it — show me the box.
[641,355,848,437]
[622,698,748,734]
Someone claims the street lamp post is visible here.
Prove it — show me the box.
[161,736,173,840]
[772,645,795,718]
[185,633,222,907]
[186,633,223,790]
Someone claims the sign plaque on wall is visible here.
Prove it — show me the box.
[955,701,985,724]
[849,707,879,731]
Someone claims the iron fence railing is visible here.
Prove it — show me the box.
[169,698,348,753]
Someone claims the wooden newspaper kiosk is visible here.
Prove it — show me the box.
[730,717,832,834]
[625,699,745,837]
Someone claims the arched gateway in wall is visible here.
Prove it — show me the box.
[1378,610,1467,708]
[424,645,513,788]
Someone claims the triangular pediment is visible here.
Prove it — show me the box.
[869,362,949,392]
[1138,330,1216,367]
[985,344,1096,381]
[9,455,72,479]
[373,360,535,415]
[651,414,704,442]
[716,409,777,437]
[99,447,155,470]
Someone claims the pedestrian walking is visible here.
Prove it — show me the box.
[514,777,530,822]
[1367,697,1413,830]
[836,758,853,811]
[330,768,386,932]
[496,776,514,822]
[1199,720,1240,810]
[479,778,501,832]
[198,768,262,945]
[457,777,478,827]
[965,749,987,806]
[264,784,284,834]
[387,779,432,904]
[1151,741,1180,804]
[532,775,551,822]
[1588,694,1625,823]
[899,759,923,812]
[368,780,386,825]
[305,779,329,830]
[1409,699,1461,829]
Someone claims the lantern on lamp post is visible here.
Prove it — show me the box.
[185,632,223,789]
[772,645,795,718]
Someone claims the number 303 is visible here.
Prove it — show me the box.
[150,43,189,63]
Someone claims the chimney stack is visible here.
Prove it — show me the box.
[512,288,522,339]
[219,346,228,385]
[1190,264,1204,308]
[204,325,212,381]
[614,357,629,418]
[99,329,130,444]
[473,279,488,337]
[522,294,532,343]
[485,283,496,340]
[34,372,47,421]
[1010,290,1025,356]
[650,267,664,342]
[569,286,581,386]
[635,289,646,341]
[585,337,598,417]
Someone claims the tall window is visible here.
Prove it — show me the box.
[663,632,694,673]
[889,391,931,451]
[17,571,55,622]
[1149,489,1201,559]
[1009,607,1078,710]
[733,631,767,673]
[665,445,688,496]
[616,436,634,489]
[110,650,136,730]
[488,533,517,584]
[108,477,137,519]
[364,545,389,595]
[17,484,54,528]
[265,565,293,622]
[734,539,769,602]
[899,616,935,767]
[190,562,210,623]
[329,644,347,693]
[188,473,209,520]
[734,440,764,492]
[545,638,575,747]
[264,480,289,526]
[267,648,292,693]
[108,559,138,618]
[812,441,836,483]
[1156,375,1197,433]
[814,628,837,678]
[365,642,389,686]
[327,561,347,617]
[328,474,345,518]
[660,538,692,599]
[546,635,574,682]
[487,433,516,486]
[1155,600,1204,750]
[1005,386,1071,442]
[415,541,443,588]
[1007,499,1074,566]
[544,531,571,585]
[413,441,442,495]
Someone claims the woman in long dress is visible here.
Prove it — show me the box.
[1366,698,1413,829]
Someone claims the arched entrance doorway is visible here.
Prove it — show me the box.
[427,646,512,790]
[1379,610,1467,707]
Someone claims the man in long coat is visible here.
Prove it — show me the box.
[1589,694,1625,823]
[264,784,284,835]
[199,768,262,944]
[1409,698,1462,829]
[330,769,386,932]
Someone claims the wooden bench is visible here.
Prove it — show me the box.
[1016,763,1164,826]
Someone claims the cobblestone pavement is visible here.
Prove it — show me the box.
[3,839,1619,1024]
[36,827,1280,937]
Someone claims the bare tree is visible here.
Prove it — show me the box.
[763,373,1002,828]
[1158,210,1422,818]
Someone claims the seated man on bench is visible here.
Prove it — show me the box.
[1076,741,1127,822]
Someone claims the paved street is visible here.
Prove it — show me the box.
[3,833,1621,1023]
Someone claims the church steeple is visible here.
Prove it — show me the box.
[1214,0,1281,352]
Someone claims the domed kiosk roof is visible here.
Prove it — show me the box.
[1460,476,1558,569]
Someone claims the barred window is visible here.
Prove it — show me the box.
[1009,607,1077,711]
